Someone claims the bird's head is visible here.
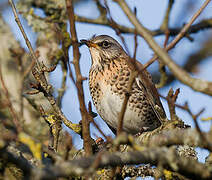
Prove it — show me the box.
[81,35,127,66]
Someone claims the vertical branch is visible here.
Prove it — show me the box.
[133,7,138,61]
[104,0,130,55]
[66,0,92,156]
[117,7,138,135]
[54,23,74,108]
[39,106,62,152]
[157,0,174,88]
[166,88,180,121]
[160,0,174,31]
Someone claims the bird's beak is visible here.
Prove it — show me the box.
[80,39,98,48]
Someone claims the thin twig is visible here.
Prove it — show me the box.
[133,7,138,61]
[53,24,75,107]
[88,102,109,141]
[160,0,174,31]
[185,103,212,151]
[104,0,130,56]
[156,30,169,88]
[8,0,41,72]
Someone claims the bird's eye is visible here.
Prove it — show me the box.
[98,40,110,48]
[102,40,109,47]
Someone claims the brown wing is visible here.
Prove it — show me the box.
[135,60,166,121]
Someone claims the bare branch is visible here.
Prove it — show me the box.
[166,88,180,121]
[65,0,92,156]
[2,145,211,180]
[115,0,212,96]
[75,16,212,37]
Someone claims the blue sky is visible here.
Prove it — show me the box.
[2,0,212,167]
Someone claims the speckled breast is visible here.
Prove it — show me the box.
[89,59,161,134]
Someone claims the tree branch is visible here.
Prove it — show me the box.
[2,145,211,180]
[75,15,212,37]
[65,0,92,156]
[114,0,212,96]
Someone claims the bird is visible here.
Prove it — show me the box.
[81,35,166,134]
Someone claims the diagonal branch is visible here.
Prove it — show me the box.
[115,0,212,96]
[8,0,82,141]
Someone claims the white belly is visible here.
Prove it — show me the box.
[96,84,146,133]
